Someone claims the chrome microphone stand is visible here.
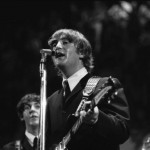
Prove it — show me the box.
[39,50,48,150]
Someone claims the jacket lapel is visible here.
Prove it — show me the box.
[64,74,91,106]
[22,135,33,150]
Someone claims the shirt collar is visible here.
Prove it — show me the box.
[25,130,38,146]
[62,67,88,91]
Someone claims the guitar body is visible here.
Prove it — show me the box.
[53,76,117,150]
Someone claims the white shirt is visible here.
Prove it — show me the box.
[62,67,88,91]
[25,130,38,147]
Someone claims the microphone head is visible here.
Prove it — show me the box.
[40,49,55,56]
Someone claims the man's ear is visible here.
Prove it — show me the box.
[20,117,24,121]
[19,114,24,121]
[79,52,84,59]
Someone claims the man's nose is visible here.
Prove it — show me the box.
[30,105,36,111]
[55,41,62,49]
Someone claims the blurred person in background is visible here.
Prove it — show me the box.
[2,93,40,150]
[45,28,130,150]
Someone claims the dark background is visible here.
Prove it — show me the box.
[0,1,150,150]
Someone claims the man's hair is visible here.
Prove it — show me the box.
[16,93,40,119]
[48,29,94,73]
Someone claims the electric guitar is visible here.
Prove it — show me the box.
[54,76,116,150]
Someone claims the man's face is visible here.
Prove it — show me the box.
[51,35,84,74]
[22,101,40,128]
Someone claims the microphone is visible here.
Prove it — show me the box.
[40,49,55,56]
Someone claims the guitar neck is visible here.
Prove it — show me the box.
[62,116,83,146]
[60,101,96,148]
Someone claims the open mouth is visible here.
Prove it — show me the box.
[55,52,65,58]
[31,116,38,118]
[30,114,38,119]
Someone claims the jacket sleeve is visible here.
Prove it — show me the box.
[92,77,130,144]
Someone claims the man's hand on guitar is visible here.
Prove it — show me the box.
[80,101,99,125]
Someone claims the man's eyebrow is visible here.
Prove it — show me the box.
[24,103,30,107]
[48,38,58,45]
[34,102,40,105]
[60,37,73,42]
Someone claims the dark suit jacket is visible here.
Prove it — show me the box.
[46,74,130,150]
[2,135,33,150]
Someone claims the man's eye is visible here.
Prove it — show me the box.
[62,40,69,45]
[24,105,30,110]
[35,104,40,109]
[49,39,57,49]
[52,42,57,48]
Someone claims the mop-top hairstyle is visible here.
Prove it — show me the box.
[16,93,40,119]
[48,29,94,73]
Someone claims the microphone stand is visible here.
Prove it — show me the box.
[39,51,47,150]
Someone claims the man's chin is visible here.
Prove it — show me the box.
[55,61,67,69]
[29,121,39,126]
[54,57,66,65]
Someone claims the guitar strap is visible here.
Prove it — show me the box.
[75,76,101,116]
[83,76,101,97]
